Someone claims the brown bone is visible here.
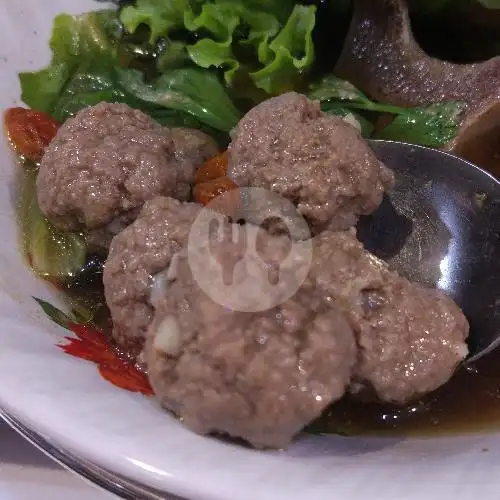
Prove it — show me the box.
[335,0,500,110]
[334,0,500,175]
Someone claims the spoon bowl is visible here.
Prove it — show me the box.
[358,140,500,362]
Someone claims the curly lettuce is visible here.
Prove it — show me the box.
[120,0,316,95]
[120,0,189,43]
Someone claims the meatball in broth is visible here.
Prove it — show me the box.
[37,103,218,247]
[306,229,470,404]
[228,92,395,231]
[37,103,180,231]
[103,196,202,360]
[146,222,357,450]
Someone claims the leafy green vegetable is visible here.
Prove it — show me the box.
[323,107,375,138]
[119,0,316,95]
[120,0,297,43]
[71,304,95,325]
[250,5,316,94]
[19,169,86,280]
[51,67,125,123]
[30,219,87,280]
[116,67,241,131]
[184,2,249,84]
[121,0,189,44]
[238,0,297,22]
[19,10,129,122]
[309,75,404,114]
[19,11,118,114]
[375,103,465,147]
[308,75,465,147]
[156,40,191,72]
[308,75,369,104]
[47,62,207,129]
[19,9,239,134]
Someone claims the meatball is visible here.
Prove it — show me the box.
[83,128,217,253]
[85,208,141,256]
[307,229,469,404]
[228,92,394,230]
[38,103,181,231]
[170,127,219,199]
[103,196,202,358]
[146,223,357,449]
[352,278,470,403]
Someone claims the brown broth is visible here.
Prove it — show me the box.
[17,159,500,439]
[309,354,500,437]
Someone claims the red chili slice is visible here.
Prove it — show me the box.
[195,150,229,184]
[4,107,59,162]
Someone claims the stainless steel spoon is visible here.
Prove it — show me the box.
[358,140,500,363]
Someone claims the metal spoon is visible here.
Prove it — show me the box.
[357,140,500,363]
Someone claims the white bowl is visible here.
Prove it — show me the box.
[0,2,499,499]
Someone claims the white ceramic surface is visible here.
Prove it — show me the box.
[0,2,499,499]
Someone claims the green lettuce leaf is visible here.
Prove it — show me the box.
[18,168,86,280]
[184,1,239,37]
[116,67,241,131]
[185,5,281,86]
[184,2,242,81]
[308,74,465,147]
[120,0,189,43]
[238,0,297,23]
[19,11,118,113]
[250,5,316,94]
[19,9,239,133]
[119,0,316,96]
[375,103,465,147]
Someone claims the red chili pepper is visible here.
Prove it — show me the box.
[4,107,59,162]
[195,150,229,184]
[193,176,241,218]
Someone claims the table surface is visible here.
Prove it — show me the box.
[0,422,114,500]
